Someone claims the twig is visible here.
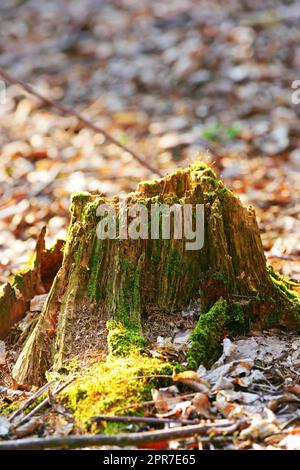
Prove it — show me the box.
[0,420,242,450]
[15,377,75,427]
[115,392,198,412]
[267,254,300,262]
[90,415,199,426]
[8,380,56,423]
[281,410,300,430]
[118,374,173,382]
[0,68,162,177]
[0,386,30,397]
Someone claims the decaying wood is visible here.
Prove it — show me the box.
[9,162,300,385]
[0,228,63,339]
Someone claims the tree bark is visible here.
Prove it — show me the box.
[11,162,300,385]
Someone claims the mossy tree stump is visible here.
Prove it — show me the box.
[11,162,300,385]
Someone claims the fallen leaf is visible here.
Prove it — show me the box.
[151,389,169,414]
[0,340,6,366]
[30,293,48,312]
[14,417,43,438]
[0,415,10,437]
[191,393,214,418]
[172,371,210,392]
[285,384,300,397]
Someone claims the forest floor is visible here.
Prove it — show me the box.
[1,0,300,450]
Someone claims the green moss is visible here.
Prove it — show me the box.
[70,192,100,222]
[187,298,228,369]
[187,297,249,369]
[71,192,92,205]
[87,238,104,301]
[213,271,229,285]
[60,351,175,430]
[12,273,25,290]
[107,320,147,356]
[83,200,101,222]
[192,162,210,172]
[114,257,142,327]
[226,302,248,335]
[268,267,300,302]
[0,400,20,417]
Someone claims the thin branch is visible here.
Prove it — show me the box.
[0,68,162,177]
[15,377,75,427]
[115,392,198,413]
[90,415,199,426]
[8,380,56,423]
[0,420,243,450]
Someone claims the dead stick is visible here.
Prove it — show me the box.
[8,380,56,423]
[115,392,198,412]
[90,415,199,426]
[15,377,75,426]
[0,421,242,450]
[0,68,162,177]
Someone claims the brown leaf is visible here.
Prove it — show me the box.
[285,384,300,397]
[172,371,210,392]
[14,417,43,438]
[191,393,214,418]
[151,389,169,414]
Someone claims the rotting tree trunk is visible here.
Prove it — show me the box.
[0,227,63,339]
[11,162,300,385]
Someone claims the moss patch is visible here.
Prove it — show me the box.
[107,320,147,356]
[61,351,175,430]
[187,298,252,369]
[0,400,20,417]
[187,298,228,369]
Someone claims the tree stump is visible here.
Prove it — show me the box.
[11,162,300,385]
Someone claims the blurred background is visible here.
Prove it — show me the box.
[0,0,299,284]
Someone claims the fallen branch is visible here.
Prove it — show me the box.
[90,415,199,426]
[9,380,56,423]
[14,377,75,427]
[0,68,162,177]
[0,420,243,450]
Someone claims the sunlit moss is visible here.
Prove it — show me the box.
[61,351,175,430]
[107,320,147,356]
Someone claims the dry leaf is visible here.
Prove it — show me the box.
[0,341,6,366]
[191,393,214,418]
[215,392,236,418]
[151,389,169,414]
[30,293,48,312]
[0,415,10,437]
[14,417,43,438]
[172,371,210,392]
[285,384,300,397]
